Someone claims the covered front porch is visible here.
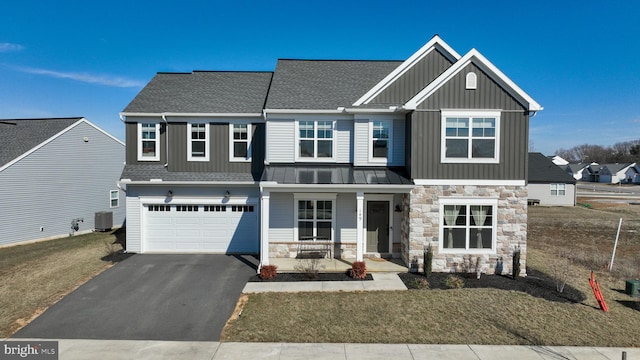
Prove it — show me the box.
[258,165,414,270]
[268,257,408,273]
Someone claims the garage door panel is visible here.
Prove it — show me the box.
[143,203,257,253]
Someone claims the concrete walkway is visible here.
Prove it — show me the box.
[9,339,639,359]
[243,272,407,293]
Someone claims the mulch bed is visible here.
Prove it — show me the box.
[399,269,586,303]
[249,271,373,282]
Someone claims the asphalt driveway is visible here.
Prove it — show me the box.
[13,254,258,341]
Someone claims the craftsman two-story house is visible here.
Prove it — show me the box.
[119,35,542,274]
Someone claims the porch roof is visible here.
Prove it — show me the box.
[261,165,413,186]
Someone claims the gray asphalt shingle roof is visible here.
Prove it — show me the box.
[265,60,402,109]
[528,152,576,184]
[122,71,273,114]
[0,117,81,168]
[121,164,256,183]
[262,164,412,185]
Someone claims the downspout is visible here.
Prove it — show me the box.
[162,115,169,168]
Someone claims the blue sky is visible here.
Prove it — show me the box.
[1,0,639,155]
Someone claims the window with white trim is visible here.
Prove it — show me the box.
[137,123,160,161]
[550,183,566,196]
[230,123,251,161]
[188,123,209,161]
[109,190,119,208]
[441,110,500,163]
[440,199,497,252]
[296,199,333,241]
[298,120,334,159]
[370,120,392,161]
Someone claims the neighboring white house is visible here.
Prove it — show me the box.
[0,118,126,246]
[528,152,576,206]
[598,163,639,184]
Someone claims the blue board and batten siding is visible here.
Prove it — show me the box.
[0,121,125,246]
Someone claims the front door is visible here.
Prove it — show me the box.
[366,201,389,253]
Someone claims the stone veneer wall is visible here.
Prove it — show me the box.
[401,185,527,276]
[269,243,356,259]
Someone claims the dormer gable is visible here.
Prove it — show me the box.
[405,48,543,112]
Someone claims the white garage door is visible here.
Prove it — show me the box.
[143,204,258,253]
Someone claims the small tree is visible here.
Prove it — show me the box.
[512,247,521,280]
[423,245,433,278]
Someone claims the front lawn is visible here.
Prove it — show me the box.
[222,205,640,346]
[0,230,125,337]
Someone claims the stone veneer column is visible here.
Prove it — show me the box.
[405,185,527,276]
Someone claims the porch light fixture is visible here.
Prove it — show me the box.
[167,190,173,198]
[395,204,403,212]
[224,190,231,199]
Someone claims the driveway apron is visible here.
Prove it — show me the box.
[13,254,257,341]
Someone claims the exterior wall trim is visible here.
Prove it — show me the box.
[414,179,525,186]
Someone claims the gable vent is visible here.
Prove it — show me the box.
[466,72,477,90]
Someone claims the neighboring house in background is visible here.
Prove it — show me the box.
[528,152,576,206]
[549,155,569,166]
[119,35,542,275]
[597,163,639,184]
[0,118,126,246]
[562,163,599,182]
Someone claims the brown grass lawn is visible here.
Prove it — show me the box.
[222,201,640,346]
[0,231,123,337]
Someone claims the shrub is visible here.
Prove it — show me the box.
[423,245,433,277]
[259,265,278,280]
[294,258,325,279]
[350,261,367,280]
[411,277,430,289]
[443,275,464,289]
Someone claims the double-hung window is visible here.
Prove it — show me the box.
[230,123,251,161]
[109,190,119,208]
[295,196,335,241]
[550,183,566,196]
[188,123,209,161]
[137,123,160,161]
[298,120,334,159]
[440,198,497,253]
[441,110,500,163]
[370,120,392,162]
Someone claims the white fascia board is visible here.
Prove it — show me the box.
[117,180,258,186]
[0,118,104,173]
[263,109,346,115]
[414,179,525,186]
[258,183,414,193]
[352,35,462,107]
[120,112,263,119]
[405,49,543,112]
[343,107,407,114]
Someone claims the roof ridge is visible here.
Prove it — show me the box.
[0,117,83,121]
[277,58,403,63]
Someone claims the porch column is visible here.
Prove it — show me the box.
[260,190,270,269]
[356,191,364,262]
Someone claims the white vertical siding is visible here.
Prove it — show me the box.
[266,120,295,163]
[336,193,356,243]
[268,192,294,241]
[335,120,353,163]
[353,119,369,166]
[125,195,141,252]
[0,121,125,246]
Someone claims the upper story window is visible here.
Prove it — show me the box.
[441,110,500,163]
[230,123,252,162]
[297,120,334,160]
[188,123,209,161]
[370,120,392,162]
[550,183,566,196]
[137,123,160,161]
